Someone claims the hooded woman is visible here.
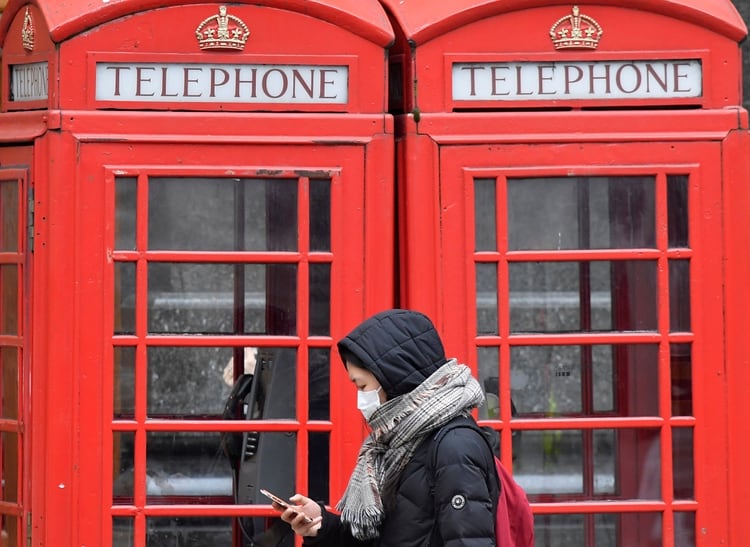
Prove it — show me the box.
[275,309,498,547]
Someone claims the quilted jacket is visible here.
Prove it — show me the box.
[304,309,497,547]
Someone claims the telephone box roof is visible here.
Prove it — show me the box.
[379,0,747,44]
[0,0,394,46]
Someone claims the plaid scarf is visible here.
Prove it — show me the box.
[336,360,485,540]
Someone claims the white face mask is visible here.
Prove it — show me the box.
[357,386,382,421]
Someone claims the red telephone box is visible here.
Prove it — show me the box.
[380,0,750,545]
[0,1,394,545]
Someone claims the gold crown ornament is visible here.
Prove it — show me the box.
[195,6,250,51]
[549,6,603,50]
[21,7,35,52]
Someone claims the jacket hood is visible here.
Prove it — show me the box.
[337,309,447,398]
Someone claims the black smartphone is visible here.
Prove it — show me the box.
[260,489,313,523]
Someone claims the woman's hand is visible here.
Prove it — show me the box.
[273,494,323,537]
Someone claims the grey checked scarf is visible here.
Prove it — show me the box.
[337,359,485,540]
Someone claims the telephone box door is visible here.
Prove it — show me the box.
[439,140,725,546]
[72,137,391,546]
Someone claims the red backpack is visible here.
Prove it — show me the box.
[429,417,535,547]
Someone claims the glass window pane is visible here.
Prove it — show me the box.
[2,346,19,421]
[533,513,661,547]
[509,260,657,333]
[147,346,296,419]
[508,176,655,250]
[115,177,137,251]
[0,265,18,336]
[508,344,659,418]
[669,260,691,332]
[147,263,297,334]
[113,517,134,546]
[1,432,18,503]
[309,263,330,336]
[477,346,499,420]
[673,428,694,499]
[114,346,136,419]
[675,512,696,547]
[668,175,689,248]
[148,178,298,252]
[310,178,331,252]
[515,428,660,501]
[0,180,19,252]
[146,517,234,546]
[309,348,329,420]
[671,343,692,416]
[309,431,330,504]
[113,431,135,503]
[477,262,498,335]
[475,178,497,251]
[146,432,233,504]
[114,262,136,335]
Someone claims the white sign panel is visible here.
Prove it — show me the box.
[96,62,349,104]
[452,59,702,101]
[10,62,49,102]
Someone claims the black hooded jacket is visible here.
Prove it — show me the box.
[304,309,497,547]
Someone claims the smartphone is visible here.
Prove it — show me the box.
[260,488,313,523]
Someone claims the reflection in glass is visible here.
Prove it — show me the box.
[0,180,18,252]
[146,346,296,420]
[476,346,499,420]
[112,517,134,546]
[310,179,331,252]
[148,347,236,418]
[147,263,297,334]
[114,262,136,335]
[115,177,136,251]
[476,262,498,335]
[146,432,233,504]
[515,428,660,501]
[146,517,233,546]
[309,432,330,504]
[674,512,696,547]
[509,261,657,333]
[309,348,330,420]
[475,178,497,251]
[507,176,654,251]
[2,347,18,421]
[669,260,691,332]
[114,346,136,419]
[673,428,694,499]
[511,344,658,417]
[113,431,135,502]
[309,263,331,336]
[148,178,298,252]
[0,265,18,336]
[532,513,662,547]
[1,432,18,503]
[667,175,689,248]
[671,344,692,416]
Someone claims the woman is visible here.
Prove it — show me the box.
[275,309,498,547]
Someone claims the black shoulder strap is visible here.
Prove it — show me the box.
[428,415,501,495]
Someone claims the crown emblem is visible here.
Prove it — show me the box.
[549,6,602,50]
[21,7,35,52]
[195,6,250,51]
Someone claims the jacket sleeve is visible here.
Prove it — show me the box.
[432,427,496,547]
[303,503,375,547]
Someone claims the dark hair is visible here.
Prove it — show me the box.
[338,346,365,369]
